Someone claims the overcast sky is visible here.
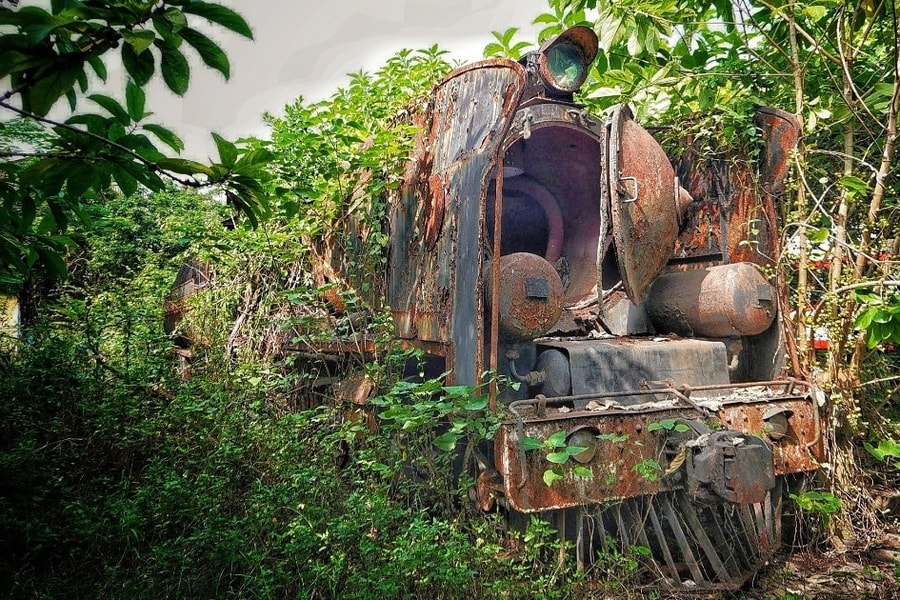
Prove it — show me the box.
[149,0,548,161]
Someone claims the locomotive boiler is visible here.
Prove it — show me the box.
[384,25,823,591]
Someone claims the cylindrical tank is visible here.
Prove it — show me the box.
[645,262,776,338]
[484,252,564,340]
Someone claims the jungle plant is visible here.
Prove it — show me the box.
[0,0,272,285]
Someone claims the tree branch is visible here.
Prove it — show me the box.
[0,99,204,189]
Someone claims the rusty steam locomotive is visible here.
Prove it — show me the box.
[164,24,824,592]
[376,25,822,591]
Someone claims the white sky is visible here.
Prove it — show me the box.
[148,0,547,161]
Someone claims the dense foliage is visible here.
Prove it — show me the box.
[0,0,271,288]
[2,0,899,597]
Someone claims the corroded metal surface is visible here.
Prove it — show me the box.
[495,381,821,513]
[605,105,688,304]
[388,60,525,383]
[497,402,682,512]
[484,252,564,340]
[645,262,777,337]
[672,107,800,268]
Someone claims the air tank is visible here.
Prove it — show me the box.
[645,262,776,338]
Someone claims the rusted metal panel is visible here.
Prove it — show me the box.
[672,107,800,268]
[495,382,821,513]
[484,252,564,340]
[496,404,680,512]
[388,60,525,385]
[717,395,823,475]
[604,105,685,304]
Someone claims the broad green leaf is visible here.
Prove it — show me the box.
[180,27,230,78]
[22,62,83,116]
[34,244,68,280]
[546,451,570,464]
[142,123,184,152]
[0,50,51,79]
[543,468,564,486]
[522,436,544,451]
[156,40,190,96]
[66,168,98,199]
[125,79,146,121]
[464,397,488,411]
[179,1,253,39]
[66,113,109,135]
[155,157,214,176]
[802,5,828,21]
[212,132,238,167]
[121,29,156,54]
[839,175,869,195]
[807,227,829,244]
[0,6,52,26]
[546,430,567,448]
[433,431,458,452]
[573,466,593,478]
[122,42,155,86]
[111,165,138,196]
[88,94,131,124]
[86,55,107,81]
[164,7,188,31]
[234,148,275,172]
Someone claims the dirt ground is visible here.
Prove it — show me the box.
[736,531,900,600]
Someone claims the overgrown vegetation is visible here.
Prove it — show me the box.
[2,0,900,597]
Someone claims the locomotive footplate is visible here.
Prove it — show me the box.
[494,380,822,513]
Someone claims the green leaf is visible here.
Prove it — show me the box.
[464,397,488,411]
[111,164,138,196]
[89,94,131,124]
[121,29,156,54]
[573,466,593,478]
[212,132,238,167]
[433,431,458,452]
[86,55,107,81]
[122,42,155,86]
[142,123,184,153]
[125,79,146,121]
[66,113,109,135]
[807,227,829,244]
[802,5,828,21]
[522,436,544,451]
[179,1,253,39]
[543,468,564,486]
[546,451,570,464]
[164,7,188,31]
[66,168,98,199]
[234,148,275,172]
[156,40,190,96]
[546,431,567,448]
[0,6,53,27]
[180,27,230,78]
[34,243,68,280]
[839,175,869,195]
[155,157,214,176]
[22,62,84,117]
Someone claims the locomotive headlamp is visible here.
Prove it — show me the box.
[537,26,598,95]
[763,407,793,442]
[567,428,598,464]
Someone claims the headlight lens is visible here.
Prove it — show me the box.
[567,428,598,463]
[544,42,585,90]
